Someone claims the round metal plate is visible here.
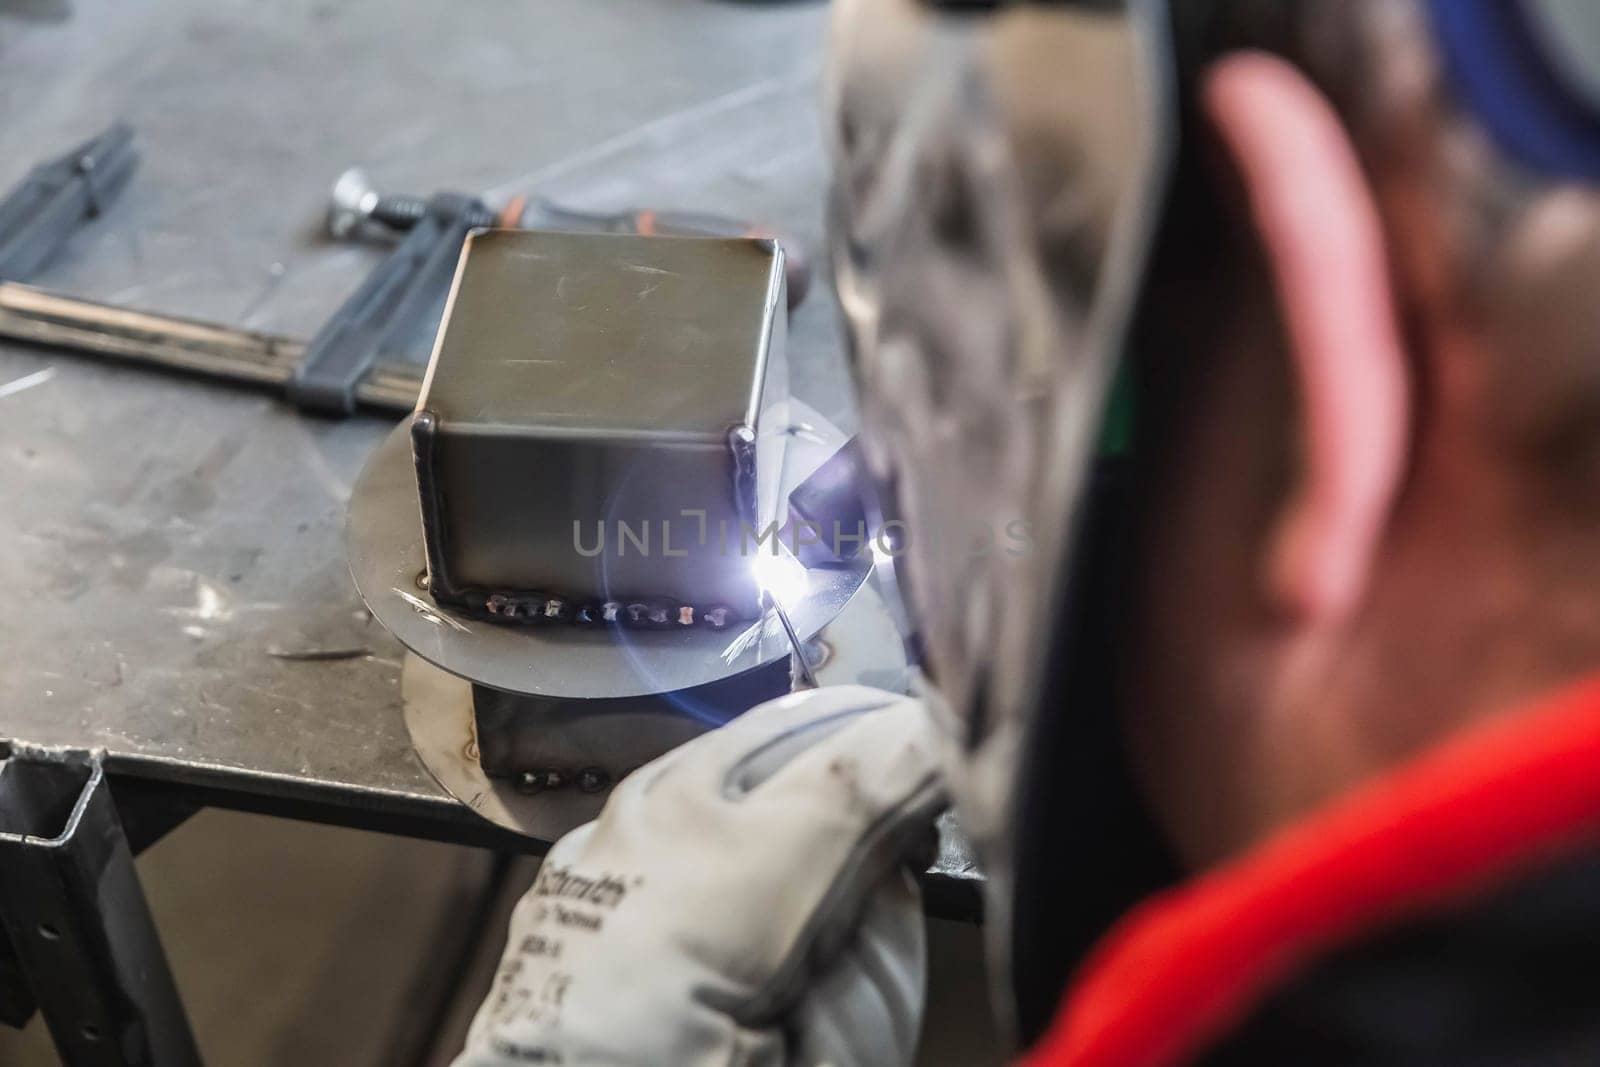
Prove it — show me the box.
[348,402,870,698]
[400,655,707,842]
[402,575,910,841]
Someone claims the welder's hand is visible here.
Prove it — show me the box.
[452,685,945,1067]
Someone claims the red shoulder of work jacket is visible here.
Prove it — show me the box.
[1021,672,1600,1067]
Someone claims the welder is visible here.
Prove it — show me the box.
[455,1,1600,1063]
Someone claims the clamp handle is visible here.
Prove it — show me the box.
[287,191,487,415]
[0,122,137,282]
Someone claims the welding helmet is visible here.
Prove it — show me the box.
[824,0,1600,1045]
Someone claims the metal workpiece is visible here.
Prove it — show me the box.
[382,227,898,849]
[472,662,789,780]
[353,226,876,841]
[350,406,871,700]
[0,748,199,1066]
[409,229,790,620]
[401,656,782,842]
[397,568,981,921]
[377,291,879,841]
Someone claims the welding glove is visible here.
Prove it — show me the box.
[452,685,945,1067]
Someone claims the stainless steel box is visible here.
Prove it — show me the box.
[411,229,788,624]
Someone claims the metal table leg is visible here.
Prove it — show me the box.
[0,746,200,1066]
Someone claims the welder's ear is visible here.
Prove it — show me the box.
[1203,52,1411,626]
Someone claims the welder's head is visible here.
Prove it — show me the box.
[1124,0,1600,870]
[828,0,1600,1045]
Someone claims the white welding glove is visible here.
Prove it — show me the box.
[452,685,945,1067]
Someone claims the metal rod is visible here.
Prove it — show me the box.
[765,592,819,690]
[0,281,421,413]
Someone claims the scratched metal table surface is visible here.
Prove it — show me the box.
[0,0,855,845]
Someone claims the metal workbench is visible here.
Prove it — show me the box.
[0,2,977,1062]
[0,0,847,828]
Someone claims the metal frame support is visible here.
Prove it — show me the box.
[0,746,200,1066]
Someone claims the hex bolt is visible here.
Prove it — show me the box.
[576,767,610,794]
